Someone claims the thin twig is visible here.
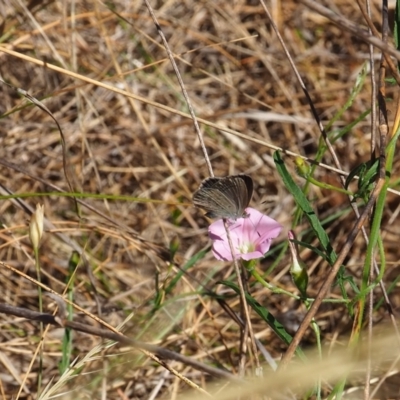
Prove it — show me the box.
[143,0,213,177]
[363,0,379,396]
[223,220,261,376]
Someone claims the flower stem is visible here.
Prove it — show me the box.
[34,247,43,395]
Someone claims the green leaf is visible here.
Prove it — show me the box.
[346,158,379,199]
[274,151,337,265]
[358,159,379,191]
[274,151,357,308]
[396,0,400,71]
[345,162,367,190]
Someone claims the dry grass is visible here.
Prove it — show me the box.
[0,0,400,398]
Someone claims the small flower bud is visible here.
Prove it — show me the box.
[29,204,44,249]
[288,230,308,298]
[294,157,310,178]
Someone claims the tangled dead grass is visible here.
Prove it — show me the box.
[0,0,400,398]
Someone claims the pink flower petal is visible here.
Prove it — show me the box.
[208,208,282,261]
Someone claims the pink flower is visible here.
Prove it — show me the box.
[208,208,282,261]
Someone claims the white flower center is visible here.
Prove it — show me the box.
[239,242,254,254]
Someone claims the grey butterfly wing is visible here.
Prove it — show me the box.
[193,175,253,219]
[219,175,253,216]
[193,178,236,218]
